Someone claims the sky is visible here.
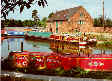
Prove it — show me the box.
[7,0,112,20]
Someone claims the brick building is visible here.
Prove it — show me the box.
[47,6,93,33]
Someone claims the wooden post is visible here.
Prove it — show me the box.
[7,39,10,51]
[21,42,23,52]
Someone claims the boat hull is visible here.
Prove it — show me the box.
[8,51,112,72]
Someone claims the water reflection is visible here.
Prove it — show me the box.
[1,38,112,79]
[1,38,52,58]
[50,41,112,54]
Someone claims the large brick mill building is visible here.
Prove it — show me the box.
[47,6,94,33]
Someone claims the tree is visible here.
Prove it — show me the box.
[94,16,112,27]
[94,16,104,27]
[23,20,35,27]
[48,12,54,18]
[32,10,40,27]
[1,20,5,29]
[105,18,112,27]
[42,17,47,22]
[41,17,47,27]
[1,0,48,19]
[16,20,23,27]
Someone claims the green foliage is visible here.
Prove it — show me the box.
[48,12,54,18]
[32,10,40,26]
[1,0,48,19]
[2,19,35,27]
[96,35,107,41]
[41,17,47,22]
[97,41,112,47]
[2,19,24,27]
[94,16,112,27]
[1,18,48,27]
[41,17,47,27]
[32,10,38,18]
[105,18,112,27]
[23,20,35,27]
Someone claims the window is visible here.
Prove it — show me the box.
[78,20,84,24]
[80,13,83,17]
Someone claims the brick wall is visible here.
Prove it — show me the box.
[47,7,93,33]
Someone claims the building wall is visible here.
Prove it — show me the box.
[47,7,94,33]
[47,7,112,33]
[67,6,93,33]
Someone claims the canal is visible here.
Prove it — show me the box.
[1,38,112,81]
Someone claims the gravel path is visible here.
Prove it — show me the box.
[1,70,111,81]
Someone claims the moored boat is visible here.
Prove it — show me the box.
[8,51,112,72]
[77,54,112,72]
[8,51,30,68]
[7,31,24,36]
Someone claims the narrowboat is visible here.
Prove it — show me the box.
[8,51,112,72]
[8,51,30,68]
[49,34,97,46]
[50,34,55,40]
[29,52,50,70]
[1,29,7,36]
[7,31,24,37]
[77,54,112,72]
[60,53,77,71]
[46,53,61,69]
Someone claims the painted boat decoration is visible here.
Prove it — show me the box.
[79,42,87,46]
[29,52,50,70]
[8,51,112,72]
[49,34,97,45]
[46,53,61,70]
[60,53,77,71]
[77,54,112,71]
[25,32,97,46]
[49,35,55,40]
[8,51,30,68]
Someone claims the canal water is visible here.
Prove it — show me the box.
[1,38,112,81]
[1,38,52,58]
[1,38,112,58]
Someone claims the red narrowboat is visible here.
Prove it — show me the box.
[66,36,73,42]
[50,35,55,40]
[29,52,50,70]
[76,54,112,72]
[60,53,77,71]
[55,35,60,40]
[79,42,87,46]
[8,51,112,72]
[46,53,61,69]
[9,51,30,68]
